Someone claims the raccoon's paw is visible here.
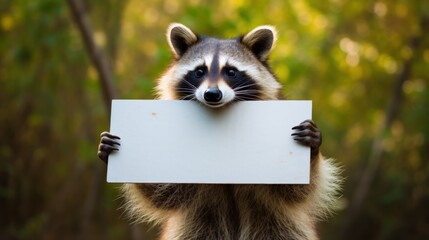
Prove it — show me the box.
[291,120,322,158]
[98,131,121,163]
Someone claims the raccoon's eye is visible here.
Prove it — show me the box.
[225,68,237,78]
[194,68,205,78]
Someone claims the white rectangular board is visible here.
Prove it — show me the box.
[107,100,312,184]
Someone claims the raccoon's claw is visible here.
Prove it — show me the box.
[292,120,322,158]
[98,131,121,163]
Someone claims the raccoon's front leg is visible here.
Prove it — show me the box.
[292,119,322,160]
[268,120,323,203]
[98,131,121,163]
[97,132,197,211]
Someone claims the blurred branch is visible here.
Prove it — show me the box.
[66,1,145,239]
[66,0,119,239]
[105,1,128,67]
[340,17,427,239]
[66,0,118,112]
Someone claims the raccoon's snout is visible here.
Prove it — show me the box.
[204,88,223,103]
[195,82,235,108]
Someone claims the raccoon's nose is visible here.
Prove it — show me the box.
[204,88,223,103]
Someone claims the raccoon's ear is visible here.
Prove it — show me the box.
[167,23,198,59]
[241,25,277,61]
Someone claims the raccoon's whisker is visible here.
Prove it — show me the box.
[233,82,259,91]
[234,93,259,100]
[235,90,261,96]
[178,92,194,97]
[179,93,196,100]
[176,88,196,94]
[235,89,260,94]
[237,90,273,99]
[234,96,257,101]
[234,87,260,92]
[232,79,256,87]
[234,91,259,99]
[176,88,195,92]
[235,89,277,100]
[181,79,198,90]
[176,81,196,100]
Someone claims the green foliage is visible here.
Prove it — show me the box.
[1,0,428,239]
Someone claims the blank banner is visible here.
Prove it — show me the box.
[107,100,312,184]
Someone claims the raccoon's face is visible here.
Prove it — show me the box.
[157,23,281,108]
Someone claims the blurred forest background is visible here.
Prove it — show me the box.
[1,0,428,239]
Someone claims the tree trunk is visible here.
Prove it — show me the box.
[66,0,119,239]
[339,18,426,239]
[66,0,117,113]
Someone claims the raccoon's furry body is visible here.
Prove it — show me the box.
[114,24,341,240]
[123,159,340,240]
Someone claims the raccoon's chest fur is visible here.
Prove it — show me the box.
[127,184,319,240]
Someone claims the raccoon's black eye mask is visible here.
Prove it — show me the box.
[223,67,238,78]
[193,66,207,79]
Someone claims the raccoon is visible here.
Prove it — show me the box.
[98,23,341,240]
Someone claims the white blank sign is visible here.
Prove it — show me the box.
[107,100,312,184]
